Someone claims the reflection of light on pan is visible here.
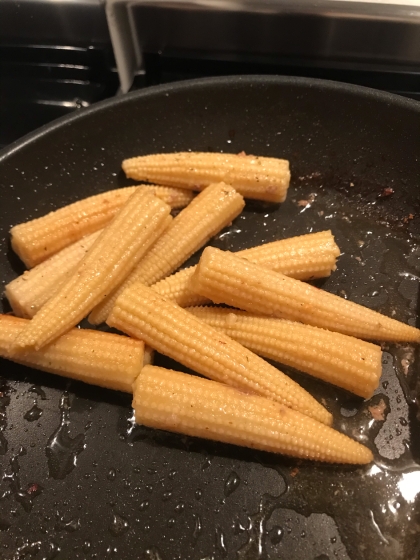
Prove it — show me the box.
[398,272,420,281]
[366,463,382,477]
[397,471,420,504]
[369,509,390,545]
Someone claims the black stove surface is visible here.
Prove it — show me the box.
[140,51,420,102]
[3,45,420,150]
[0,44,118,150]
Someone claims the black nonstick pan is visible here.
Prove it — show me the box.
[0,76,419,560]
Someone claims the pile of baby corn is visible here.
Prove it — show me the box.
[3,152,420,465]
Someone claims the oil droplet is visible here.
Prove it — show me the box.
[109,513,129,536]
[55,516,80,532]
[4,448,43,512]
[107,468,117,481]
[224,471,240,497]
[232,518,247,535]
[237,491,287,560]
[139,500,149,511]
[82,540,91,553]
[162,491,172,501]
[145,484,153,493]
[45,541,61,559]
[388,497,402,515]
[174,502,184,515]
[28,385,46,400]
[14,541,42,558]
[201,458,211,470]
[270,526,283,545]
[24,404,42,422]
[167,517,175,528]
[195,489,202,500]
[143,547,163,560]
[215,526,228,557]
[192,514,202,542]
[46,393,85,480]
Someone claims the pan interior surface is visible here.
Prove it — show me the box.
[0,76,419,560]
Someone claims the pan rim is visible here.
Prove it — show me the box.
[1,74,420,164]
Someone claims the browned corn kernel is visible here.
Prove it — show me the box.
[89,182,244,325]
[122,152,290,203]
[133,366,373,464]
[5,231,101,318]
[13,190,171,350]
[0,315,145,392]
[191,247,420,342]
[107,283,332,425]
[187,307,382,398]
[152,230,340,307]
[10,184,192,268]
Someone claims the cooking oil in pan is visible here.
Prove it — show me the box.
[205,182,420,560]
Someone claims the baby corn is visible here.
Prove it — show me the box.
[134,366,373,464]
[10,184,193,267]
[187,307,382,397]
[0,315,145,393]
[192,247,420,342]
[107,283,332,425]
[137,185,195,209]
[89,182,244,325]
[237,229,340,279]
[122,152,290,203]
[13,191,171,350]
[152,230,340,307]
[152,267,208,308]
[6,184,195,319]
[5,231,101,319]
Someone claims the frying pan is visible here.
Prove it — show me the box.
[0,76,419,560]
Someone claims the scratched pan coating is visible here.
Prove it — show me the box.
[0,76,419,560]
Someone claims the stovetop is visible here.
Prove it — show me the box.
[0,44,119,150]
[2,0,420,147]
